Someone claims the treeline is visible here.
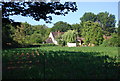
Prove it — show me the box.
[52,12,117,35]
[2,19,51,49]
[2,12,119,48]
[51,12,119,47]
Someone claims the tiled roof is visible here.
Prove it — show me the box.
[52,32,64,38]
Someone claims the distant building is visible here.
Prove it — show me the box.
[45,31,64,45]
[45,31,84,46]
[45,31,112,47]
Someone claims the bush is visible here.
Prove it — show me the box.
[57,40,66,46]
[62,30,78,43]
[55,34,66,46]
[100,35,119,47]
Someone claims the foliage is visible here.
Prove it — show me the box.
[39,43,56,46]
[2,1,78,48]
[81,21,104,46]
[101,33,119,47]
[56,30,78,46]
[62,30,78,43]
[2,2,77,23]
[2,19,21,48]
[80,12,97,22]
[2,24,14,43]
[30,34,43,44]
[13,23,30,45]
[2,19,51,49]
[71,23,82,36]
[80,12,116,35]
[97,12,116,34]
[30,25,50,44]
[97,12,116,27]
[56,34,66,46]
[52,21,72,32]
[12,22,50,46]
[3,46,119,79]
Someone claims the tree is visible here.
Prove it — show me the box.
[71,23,82,36]
[81,21,104,46]
[101,33,119,47]
[80,12,116,36]
[2,19,21,48]
[2,2,77,23]
[13,23,50,45]
[80,12,97,22]
[2,20,51,47]
[31,24,50,44]
[2,2,77,48]
[13,23,28,45]
[30,33,43,44]
[56,30,78,46]
[56,34,66,46]
[52,21,72,32]
[97,12,116,35]
[2,24,14,47]
[62,30,78,43]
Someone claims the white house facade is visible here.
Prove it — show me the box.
[49,32,58,45]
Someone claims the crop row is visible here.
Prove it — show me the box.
[2,47,120,79]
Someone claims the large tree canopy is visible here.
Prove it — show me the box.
[2,2,77,23]
[62,30,78,43]
[52,21,72,32]
[80,12,116,35]
[4,22,51,47]
[97,12,116,27]
[80,12,96,22]
[71,23,82,36]
[81,21,104,46]
[97,12,116,35]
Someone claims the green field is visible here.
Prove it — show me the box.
[2,46,120,79]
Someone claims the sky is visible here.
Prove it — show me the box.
[60,0,119,2]
[9,2,119,28]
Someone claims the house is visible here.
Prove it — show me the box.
[45,31,112,47]
[45,31,84,46]
[45,31,64,45]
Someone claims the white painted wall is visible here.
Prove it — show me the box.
[67,43,76,47]
[79,43,81,45]
[49,32,58,45]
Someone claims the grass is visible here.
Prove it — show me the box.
[38,46,119,57]
[2,46,120,79]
